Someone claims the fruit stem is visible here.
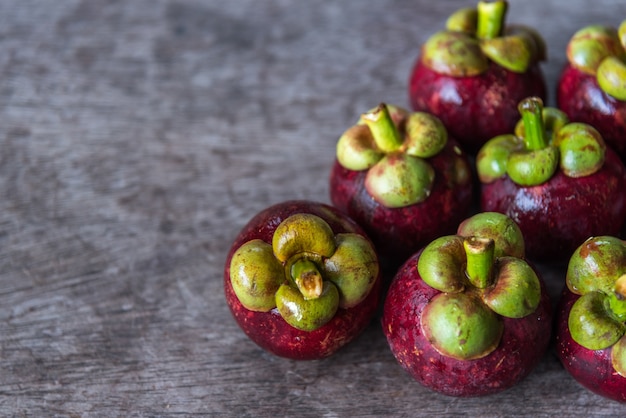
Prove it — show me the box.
[361,103,404,153]
[476,0,508,40]
[518,97,547,151]
[464,236,495,289]
[290,258,323,300]
[609,274,626,321]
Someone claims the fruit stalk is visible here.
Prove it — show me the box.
[290,258,323,299]
[519,97,547,151]
[362,104,403,153]
[464,236,495,289]
[476,0,507,40]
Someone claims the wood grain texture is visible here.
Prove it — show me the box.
[1,0,625,416]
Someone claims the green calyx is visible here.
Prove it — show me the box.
[422,1,544,76]
[421,31,489,77]
[421,292,504,361]
[609,275,626,321]
[567,236,626,294]
[611,335,626,377]
[598,56,626,100]
[566,21,626,100]
[364,154,435,209]
[323,233,379,309]
[229,239,284,312]
[229,213,379,331]
[568,291,625,350]
[457,211,526,259]
[275,282,339,332]
[477,97,607,186]
[553,123,606,177]
[566,236,626,374]
[417,213,540,360]
[446,7,477,34]
[336,103,446,208]
[506,146,559,187]
[605,275,626,376]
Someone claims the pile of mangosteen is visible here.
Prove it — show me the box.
[224,1,626,402]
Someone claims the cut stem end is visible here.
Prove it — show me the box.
[518,97,547,151]
[361,103,404,153]
[464,236,496,289]
[291,258,324,300]
[476,0,508,40]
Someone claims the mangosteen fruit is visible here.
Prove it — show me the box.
[382,212,552,397]
[557,20,626,162]
[409,0,547,153]
[478,96,626,262]
[556,236,626,402]
[329,103,473,267]
[224,200,381,360]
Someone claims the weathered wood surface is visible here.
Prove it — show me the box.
[1,0,626,416]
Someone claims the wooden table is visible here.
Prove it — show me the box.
[2,0,625,415]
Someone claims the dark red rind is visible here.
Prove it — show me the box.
[223,200,382,360]
[409,60,547,154]
[557,63,626,163]
[480,147,626,262]
[382,251,552,397]
[329,140,473,267]
[556,287,626,402]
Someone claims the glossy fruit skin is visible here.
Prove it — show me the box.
[480,147,626,262]
[409,61,547,154]
[329,139,473,267]
[557,63,626,162]
[223,200,382,360]
[556,286,626,402]
[382,250,552,397]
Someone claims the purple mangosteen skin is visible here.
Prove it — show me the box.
[382,250,552,397]
[480,147,626,262]
[558,63,626,162]
[556,287,626,403]
[329,139,473,266]
[409,61,547,154]
[223,200,382,360]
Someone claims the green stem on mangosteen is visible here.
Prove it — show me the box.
[464,236,495,289]
[518,97,547,151]
[290,258,323,300]
[361,103,404,153]
[609,274,626,321]
[476,0,508,40]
